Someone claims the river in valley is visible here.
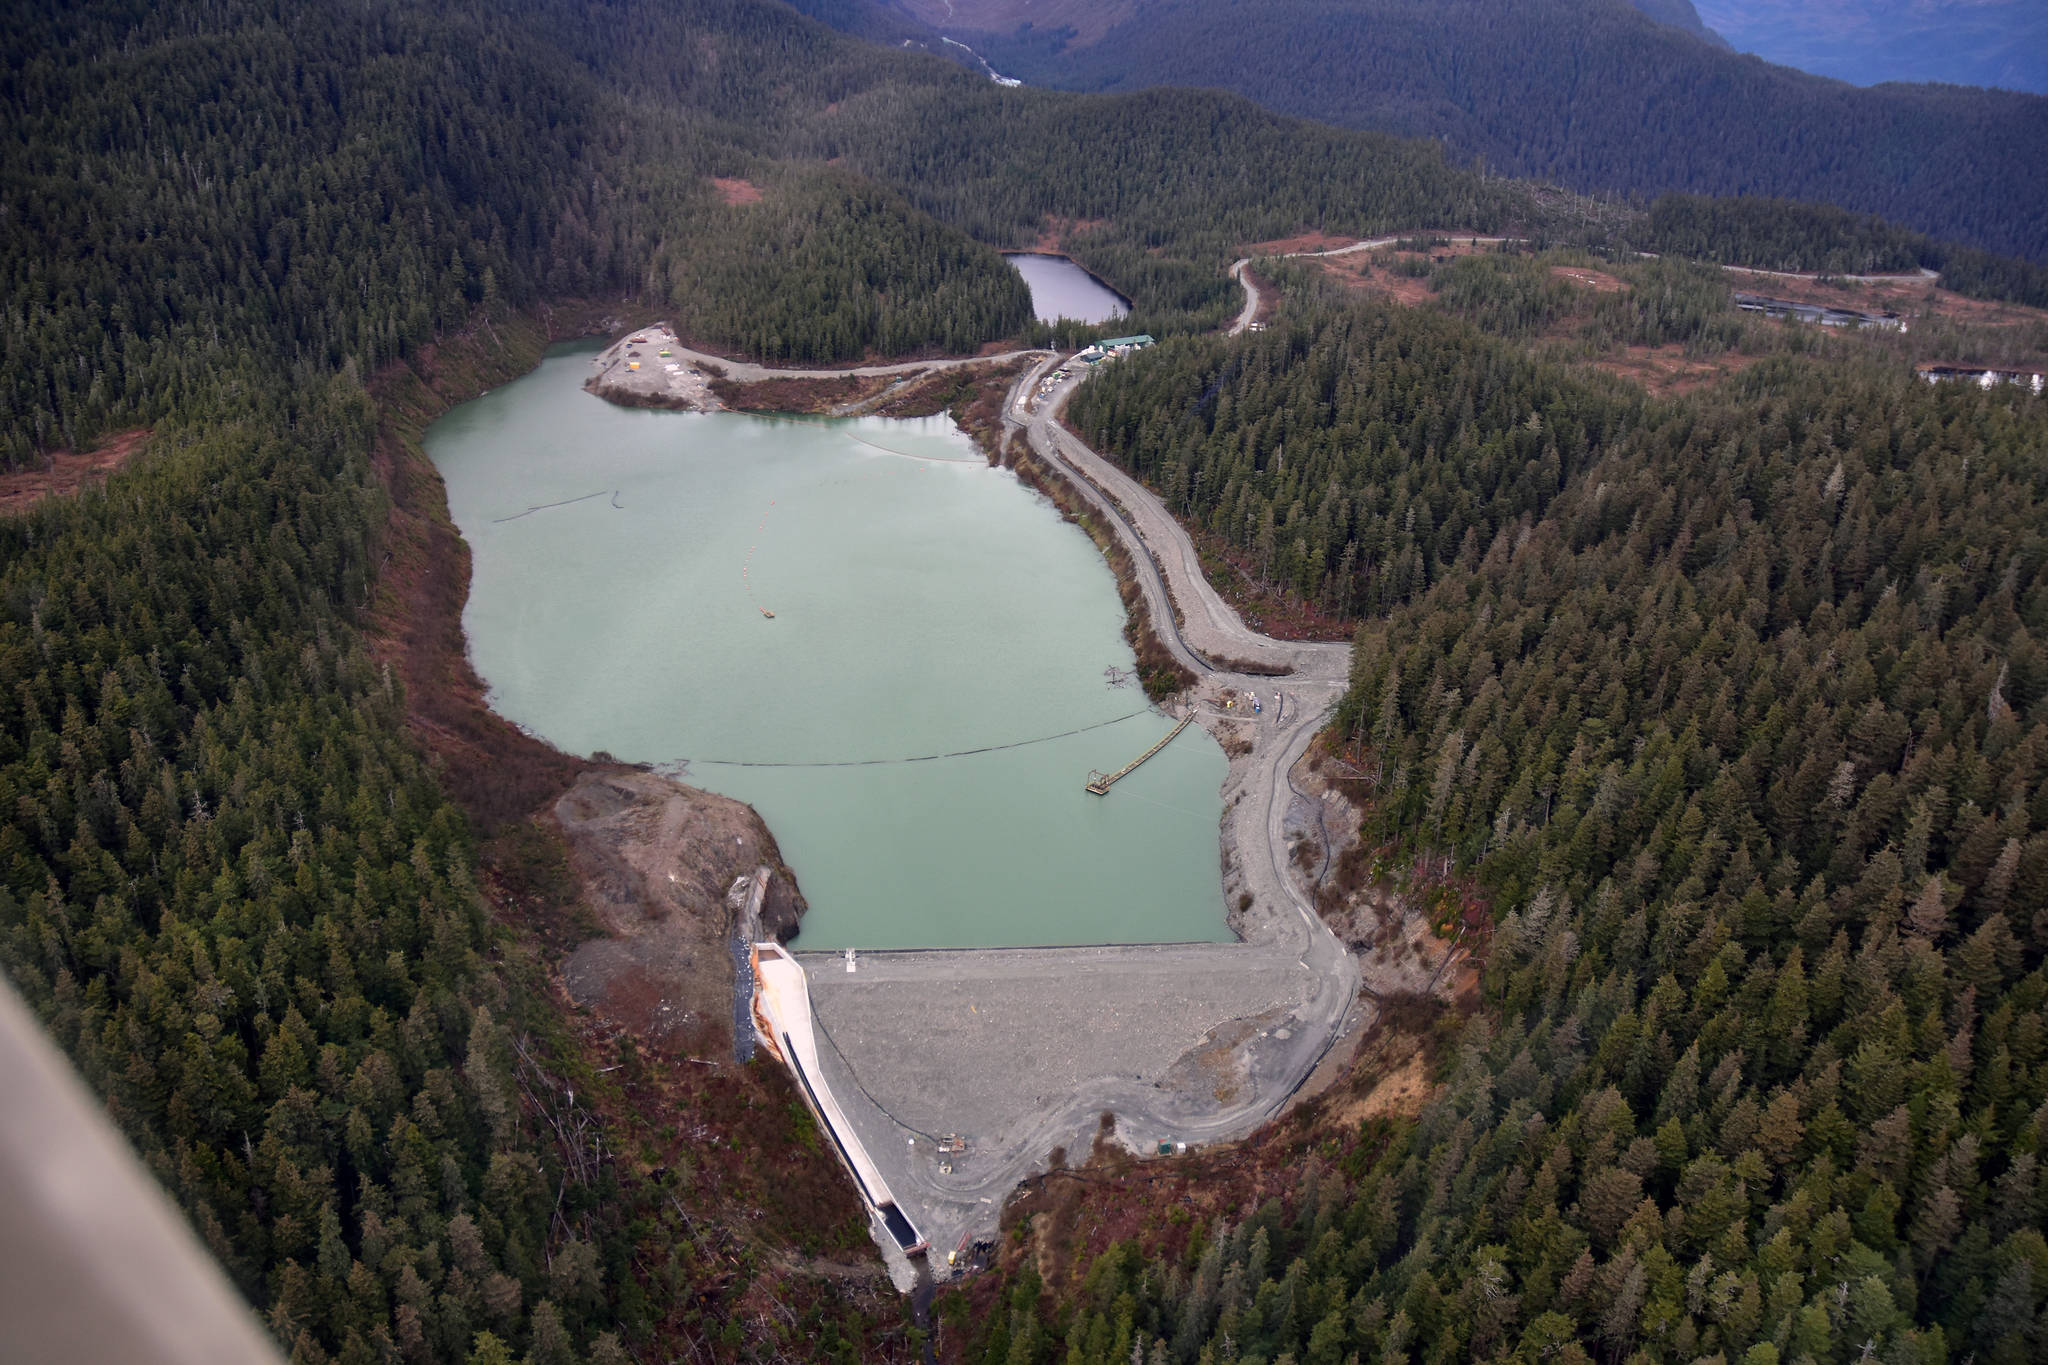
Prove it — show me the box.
[1004,254,1129,325]
[427,342,1227,949]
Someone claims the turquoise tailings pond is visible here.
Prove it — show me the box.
[428,342,1227,948]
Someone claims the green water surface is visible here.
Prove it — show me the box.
[425,343,1228,948]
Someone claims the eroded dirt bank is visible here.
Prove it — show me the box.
[555,770,803,1052]
[366,302,811,983]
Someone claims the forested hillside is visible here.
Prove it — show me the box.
[0,3,955,1358]
[0,0,1571,471]
[7,0,2046,1361]
[1064,259,1756,617]
[975,275,2048,1365]
[0,0,1584,1358]
[862,0,2048,262]
[811,84,1535,334]
[0,0,1029,467]
[1637,196,2048,309]
[655,169,1032,362]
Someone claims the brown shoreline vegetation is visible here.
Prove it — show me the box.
[360,303,913,1355]
[999,433,1196,700]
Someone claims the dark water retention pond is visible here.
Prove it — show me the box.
[427,342,1226,949]
[1004,253,1130,325]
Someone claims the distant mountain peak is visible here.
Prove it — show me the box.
[1629,0,1731,47]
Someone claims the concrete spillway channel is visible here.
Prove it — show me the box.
[752,921,1359,1278]
[752,943,930,1259]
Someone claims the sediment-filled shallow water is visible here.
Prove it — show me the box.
[426,342,1227,948]
[1004,253,1130,325]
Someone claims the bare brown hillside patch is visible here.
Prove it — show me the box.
[1591,343,1761,396]
[0,427,148,513]
[1025,216,1110,252]
[1314,254,1436,307]
[712,372,884,412]
[365,322,588,831]
[1725,267,2048,334]
[711,176,763,205]
[1327,1049,1430,1127]
[1243,231,1364,255]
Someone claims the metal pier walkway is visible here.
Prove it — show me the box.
[1086,713,1194,794]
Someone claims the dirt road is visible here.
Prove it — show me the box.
[665,340,1050,383]
[1009,360,1353,943]
[792,357,1368,1275]
[1230,235,1521,332]
[585,321,1052,412]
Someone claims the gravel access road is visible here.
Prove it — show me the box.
[798,357,1366,1272]
[1228,234,1518,336]
[584,322,1052,411]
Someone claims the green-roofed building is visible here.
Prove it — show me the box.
[1099,335,1154,349]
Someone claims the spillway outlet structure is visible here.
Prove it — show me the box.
[750,942,929,1257]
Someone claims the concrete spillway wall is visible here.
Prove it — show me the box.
[751,943,927,1255]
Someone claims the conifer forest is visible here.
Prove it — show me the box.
[2,1,2045,1363]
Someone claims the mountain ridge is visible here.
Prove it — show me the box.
[819,0,2048,262]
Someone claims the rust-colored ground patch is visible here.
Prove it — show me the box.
[0,427,148,513]
[711,176,763,205]
[1243,230,1366,255]
[1296,254,1766,397]
[712,372,883,412]
[365,323,592,831]
[1316,254,1438,308]
[1026,217,1110,252]
[1725,267,2048,332]
[1327,1049,1431,1128]
[712,359,1025,428]
[1591,343,1762,396]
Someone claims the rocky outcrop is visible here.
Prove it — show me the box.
[554,769,806,1051]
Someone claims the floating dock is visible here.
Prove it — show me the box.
[1086,712,1194,795]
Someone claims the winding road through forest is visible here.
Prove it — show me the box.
[630,289,1374,1273]
[782,353,1368,1276]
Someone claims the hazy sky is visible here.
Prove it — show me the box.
[1691,0,2047,93]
